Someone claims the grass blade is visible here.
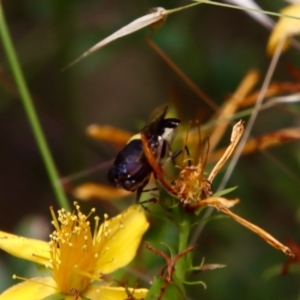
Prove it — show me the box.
[0,3,70,210]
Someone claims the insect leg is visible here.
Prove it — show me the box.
[164,145,192,168]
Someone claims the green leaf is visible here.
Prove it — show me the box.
[213,186,238,197]
[182,279,207,288]
[193,263,227,272]
[160,242,177,258]
[190,257,205,271]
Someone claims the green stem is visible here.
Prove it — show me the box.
[176,217,192,281]
[167,2,202,15]
[196,0,300,21]
[0,4,70,210]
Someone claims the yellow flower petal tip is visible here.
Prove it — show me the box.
[95,205,149,274]
[0,231,50,265]
[73,182,131,200]
[0,277,58,300]
[267,4,300,56]
[86,124,132,144]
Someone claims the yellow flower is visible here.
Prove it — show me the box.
[0,203,149,300]
[267,4,300,55]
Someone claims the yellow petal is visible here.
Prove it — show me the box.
[83,285,148,300]
[73,183,131,200]
[96,205,149,274]
[86,124,132,145]
[0,277,58,300]
[267,4,300,55]
[0,231,50,265]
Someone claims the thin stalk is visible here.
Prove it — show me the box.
[0,3,70,210]
[196,0,300,21]
[167,2,202,14]
[190,34,286,246]
[219,35,286,190]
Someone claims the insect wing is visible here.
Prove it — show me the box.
[142,104,169,138]
[143,105,180,162]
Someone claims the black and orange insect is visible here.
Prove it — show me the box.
[107,105,180,201]
[141,120,245,208]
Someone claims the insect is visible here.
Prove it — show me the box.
[107,105,180,201]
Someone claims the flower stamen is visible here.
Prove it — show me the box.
[12,274,57,290]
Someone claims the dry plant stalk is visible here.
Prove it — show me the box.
[145,38,217,111]
[197,197,294,257]
[239,82,300,108]
[146,243,196,300]
[209,127,300,163]
[208,70,259,152]
[281,239,300,275]
[207,120,244,183]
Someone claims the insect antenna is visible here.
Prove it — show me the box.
[180,120,192,168]
[59,160,113,185]
[201,133,210,184]
[193,120,202,167]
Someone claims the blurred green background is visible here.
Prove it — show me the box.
[1,0,300,299]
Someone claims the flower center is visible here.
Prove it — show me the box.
[49,203,101,293]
